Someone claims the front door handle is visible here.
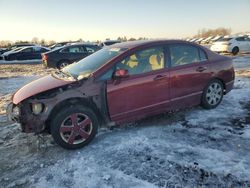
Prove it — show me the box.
[196,66,207,72]
[153,75,167,81]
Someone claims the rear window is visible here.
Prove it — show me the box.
[104,41,120,46]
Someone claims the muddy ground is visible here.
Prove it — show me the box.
[0,55,250,188]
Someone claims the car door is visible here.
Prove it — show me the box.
[67,45,88,61]
[236,37,248,52]
[167,43,212,110]
[106,46,170,123]
[33,47,44,59]
[16,47,34,60]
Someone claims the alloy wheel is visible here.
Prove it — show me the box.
[59,113,93,145]
[205,82,223,106]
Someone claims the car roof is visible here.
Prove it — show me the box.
[67,42,98,46]
[108,39,196,49]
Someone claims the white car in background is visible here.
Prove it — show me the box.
[195,37,204,44]
[210,36,250,55]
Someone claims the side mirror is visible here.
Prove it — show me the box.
[114,69,129,78]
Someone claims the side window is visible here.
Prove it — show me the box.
[60,47,69,53]
[116,47,164,76]
[236,37,245,42]
[61,46,85,53]
[34,47,42,52]
[21,47,33,53]
[199,49,208,61]
[85,46,96,53]
[169,44,200,67]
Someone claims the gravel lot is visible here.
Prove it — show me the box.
[0,55,250,188]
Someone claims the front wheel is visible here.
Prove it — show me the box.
[201,80,224,109]
[50,105,99,149]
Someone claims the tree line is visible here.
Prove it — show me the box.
[194,27,232,38]
[0,36,149,48]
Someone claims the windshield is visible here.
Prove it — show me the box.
[62,47,126,80]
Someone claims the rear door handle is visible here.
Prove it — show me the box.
[153,75,167,81]
[196,66,207,72]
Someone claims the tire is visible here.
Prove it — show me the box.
[57,60,70,69]
[50,105,99,149]
[232,47,239,56]
[201,79,224,109]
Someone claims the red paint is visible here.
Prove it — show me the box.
[9,40,234,134]
[12,75,74,104]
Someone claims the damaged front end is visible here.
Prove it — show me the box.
[7,75,107,134]
[7,100,47,133]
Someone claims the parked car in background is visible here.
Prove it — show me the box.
[8,40,235,149]
[0,47,25,60]
[99,40,121,47]
[210,36,250,55]
[0,48,7,55]
[189,38,199,43]
[49,42,69,50]
[2,46,50,61]
[0,43,35,55]
[42,43,101,69]
[200,36,214,45]
[210,36,224,44]
[195,38,204,44]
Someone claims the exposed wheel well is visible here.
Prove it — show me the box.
[45,97,103,132]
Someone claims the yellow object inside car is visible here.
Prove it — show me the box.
[149,53,164,70]
[126,54,138,68]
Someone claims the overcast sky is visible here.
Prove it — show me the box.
[0,0,250,42]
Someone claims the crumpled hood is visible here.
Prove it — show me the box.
[12,75,74,104]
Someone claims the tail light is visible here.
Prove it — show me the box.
[42,54,48,61]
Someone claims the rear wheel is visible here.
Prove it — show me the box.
[232,47,239,55]
[201,80,224,109]
[57,60,70,69]
[50,105,98,149]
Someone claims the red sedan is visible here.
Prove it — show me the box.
[7,40,235,149]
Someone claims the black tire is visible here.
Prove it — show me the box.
[232,47,239,56]
[57,60,70,69]
[201,79,224,109]
[50,105,99,149]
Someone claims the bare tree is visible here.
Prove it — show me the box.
[31,37,39,44]
[195,27,232,38]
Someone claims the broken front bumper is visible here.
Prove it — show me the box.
[7,102,46,133]
[6,103,20,122]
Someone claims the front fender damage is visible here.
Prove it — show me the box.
[15,78,107,134]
